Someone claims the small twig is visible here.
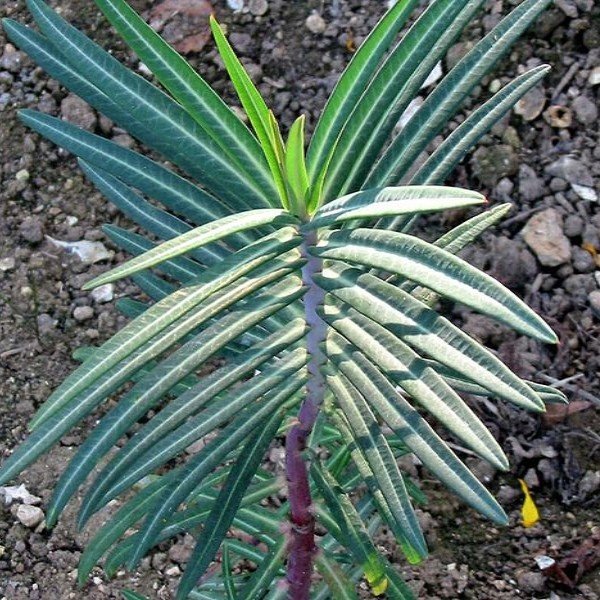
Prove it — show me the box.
[551,60,581,102]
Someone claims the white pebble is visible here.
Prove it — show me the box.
[15,504,44,528]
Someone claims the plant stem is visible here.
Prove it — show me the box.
[285,229,326,599]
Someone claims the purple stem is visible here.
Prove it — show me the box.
[285,229,326,599]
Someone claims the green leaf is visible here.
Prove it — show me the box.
[285,115,310,215]
[315,552,359,600]
[306,185,484,230]
[368,0,552,187]
[91,0,277,202]
[413,66,551,185]
[176,410,284,599]
[322,304,509,470]
[45,275,304,526]
[78,161,229,267]
[222,543,239,600]
[306,0,419,186]
[322,0,483,200]
[84,209,297,289]
[324,331,508,524]
[209,16,288,207]
[19,110,254,243]
[311,461,408,598]
[325,373,427,561]
[25,0,271,210]
[318,265,544,411]
[237,538,287,600]
[122,591,149,600]
[311,228,557,343]
[29,228,301,429]
[127,379,304,568]
[85,348,308,525]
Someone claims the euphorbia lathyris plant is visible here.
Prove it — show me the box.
[1,0,564,598]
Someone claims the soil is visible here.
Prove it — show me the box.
[0,0,599,599]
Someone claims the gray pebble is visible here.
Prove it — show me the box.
[305,13,326,34]
[0,44,25,73]
[572,246,595,273]
[19,217,43,244]
[571,94,598,125]
[563,214,584,237]
[60,94,97,131]
[589,290,600,315]
[73,306,94,322]
[518,164,545,201]
[248,0,268,16]
[15,505,44,529]
[546,156,594,187]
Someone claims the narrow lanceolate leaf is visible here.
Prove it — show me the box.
[325,332,507,524]
[317,266,544,411]
[322,304,509,470]
[322,0,482,201]
[84,210,297,289]
[237,538,287,600]
[307,0,418,183]
[44,275,305,526]
[84,348,308,518]
[368,0,552,187]
[176,411,284,599]
[128,379,304,568]
[311,228,557,343]
[285,115,310,215]
[306,186,484,230]
[210,17,288,206]
[79,161,229,267]
[326,374,427,561]
[18,111,250,239]
[413,66,551,185]
[315,553,359,600]
[79,327,306,524]
[311,462,399,598]
[26,0,271,211]
[121,591,149,600]
[25,228,301,430]
[91,0,277,201]
[388,204,512,291]
[222,545,239,600]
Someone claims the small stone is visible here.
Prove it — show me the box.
[571,184,598,202]
[46,237,113,265]
[578,470,600,499]
[226,0,244,11]
[572,94,598,125]
[15,504,45,528]
[15,169,29,182]
[248,0,268,16]
[522,208,572,267]
[564,214,584,237]
[517,571,545,593]
[471,144,518,187]
[305,12,326,34]
[90,284,114,303]
[518,164,545,201]
[61,94,97,131]
[572,247,596,273]
[546,156,594,187]
[543,105,572,128]
[514,87,546,121]
[19,217,44,244]
[0,257,15,272]
[73,306,94,322]
[0,485,42,506]
[0,44,25,73]
[37,313,58,336]
[589,290,600,315]
[165,566,181,577]
[589,66,600,86]
[554,0,578,17]
[524,467,540,488]
[496,485,520,504]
